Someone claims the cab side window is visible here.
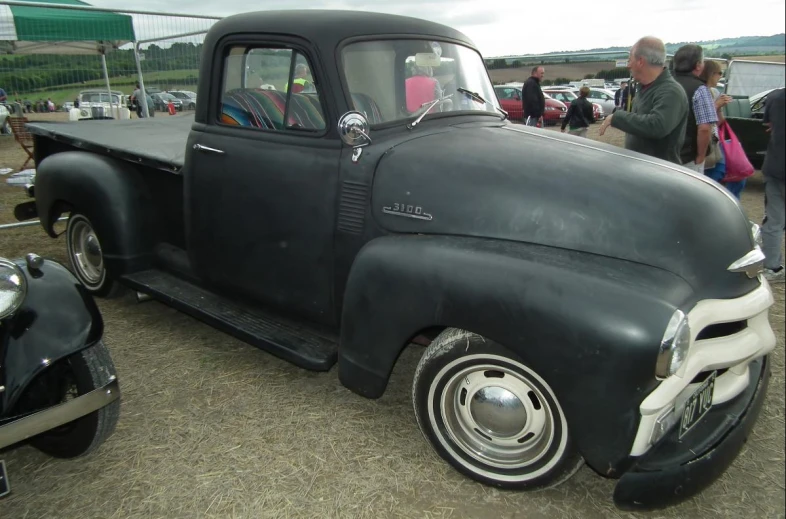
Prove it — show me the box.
[220,45,326,132]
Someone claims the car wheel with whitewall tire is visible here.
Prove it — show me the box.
[65,213,125,298]
[412,328,583,489]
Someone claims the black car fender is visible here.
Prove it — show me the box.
[337,234,696,474]
[0,259,103,415]
[35,151,155,274]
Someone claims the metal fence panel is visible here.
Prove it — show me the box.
[0,0,219,114]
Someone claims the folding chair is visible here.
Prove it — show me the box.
[7,116,35,170]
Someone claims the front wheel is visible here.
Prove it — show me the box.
[30,341,120,458]
[66,213,124,298]
[412,329,583,489]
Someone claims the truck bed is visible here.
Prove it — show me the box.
[27,115,194,173]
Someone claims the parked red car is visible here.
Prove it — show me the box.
[493,84,567,126]
[543,88,604,121]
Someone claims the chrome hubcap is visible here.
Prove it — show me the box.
[470,386,528,437]
[441,365,555,469]
[70,220,104,285]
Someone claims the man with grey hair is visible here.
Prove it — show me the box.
[672,44,717,174]
[599,37,688,164]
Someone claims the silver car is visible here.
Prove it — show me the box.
[586,88,617,114]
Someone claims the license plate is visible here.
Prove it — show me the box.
[0,460,9,498]
[559,114,566,118]
[679,371,716,439]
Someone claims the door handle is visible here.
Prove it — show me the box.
[193,144,225,155]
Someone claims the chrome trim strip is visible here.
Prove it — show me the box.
[382,207,434,221]
[501,125,740,205]
[0,378,120,450]
[192,144,225,155]
[727,248,766,278]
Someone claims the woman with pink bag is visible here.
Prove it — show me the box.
[699,61,749,198]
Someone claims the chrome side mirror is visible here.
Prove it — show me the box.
[338,111,372,147]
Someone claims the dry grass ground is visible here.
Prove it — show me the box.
[0,118,783,519]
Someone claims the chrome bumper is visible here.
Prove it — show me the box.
[0,378,120,450]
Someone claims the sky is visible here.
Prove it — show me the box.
[86,0,786,57]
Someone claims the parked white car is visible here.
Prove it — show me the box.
[0,104,9,134]
[74,89,130,120]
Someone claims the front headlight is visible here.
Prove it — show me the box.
[0,258,27,319]
[750,221,762,247]
[656,310,691,378]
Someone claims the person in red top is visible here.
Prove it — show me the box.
[406,65,441,113]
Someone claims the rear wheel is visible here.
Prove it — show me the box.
[66,213,124,298]
[28,341,120,458]
[413,329,583,489]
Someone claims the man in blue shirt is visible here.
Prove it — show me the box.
[0,88,7,103]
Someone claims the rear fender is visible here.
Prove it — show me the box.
[35,151,155,274]
[0,259,103,416]
[337,235,694,474]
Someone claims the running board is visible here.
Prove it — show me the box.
[120,269,338,371]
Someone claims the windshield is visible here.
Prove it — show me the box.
[83,93,122,104]
[341,39,499,125]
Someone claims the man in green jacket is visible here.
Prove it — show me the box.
[599,36,688,164]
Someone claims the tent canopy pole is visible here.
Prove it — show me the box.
[133,41,150,118]
[100,47,116,118]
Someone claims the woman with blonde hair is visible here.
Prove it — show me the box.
[699,60,746,198]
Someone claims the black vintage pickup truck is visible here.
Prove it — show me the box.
[16,10,776,510]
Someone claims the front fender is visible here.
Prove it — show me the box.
[0,259,103,415]
[338,235,695,474]
[35,151,154,274]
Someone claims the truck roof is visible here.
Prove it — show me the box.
[205,10,475,49]
[195,10,478,125]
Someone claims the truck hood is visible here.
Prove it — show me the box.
[370,123,758,296]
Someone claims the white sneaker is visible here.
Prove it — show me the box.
[763,267,785,284]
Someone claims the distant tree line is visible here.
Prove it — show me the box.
[0,42,203,94]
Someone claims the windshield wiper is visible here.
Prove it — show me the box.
[408,95,453,129]
[457,87,508,120]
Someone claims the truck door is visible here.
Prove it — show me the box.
[185,42,341,326]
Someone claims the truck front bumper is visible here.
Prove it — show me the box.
[613,355,770,510]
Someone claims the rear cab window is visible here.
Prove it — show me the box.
[219,45,326,132]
